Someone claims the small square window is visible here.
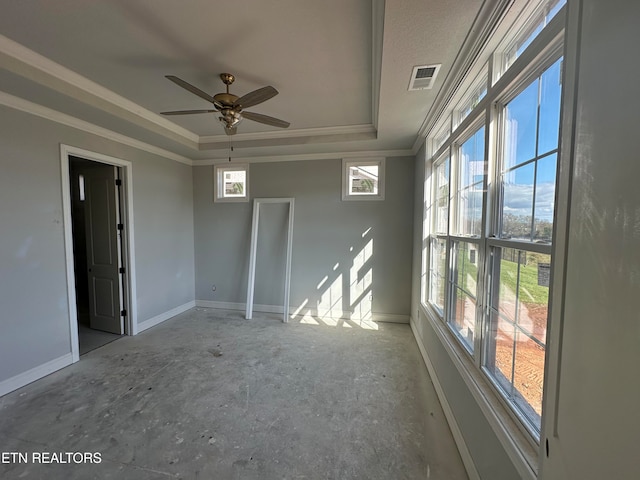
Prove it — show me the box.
[342,158,385,201]
[214,164,249,202]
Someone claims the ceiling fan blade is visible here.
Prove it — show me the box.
[225,126,238,136]
[242,111,290,128]
[160,109,217,115]
[234,86,278,109]
[165,75,219,105]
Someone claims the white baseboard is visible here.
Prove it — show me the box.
[195,300,245,311]
[373,313,409,323]
[0,353,73,398]
[410,317,481,480]
[195,300,409,323]
[137,300,196,333]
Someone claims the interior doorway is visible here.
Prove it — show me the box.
[69,156,126,354]
[61,145,137,361]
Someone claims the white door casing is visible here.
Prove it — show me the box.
[61,144,137,362]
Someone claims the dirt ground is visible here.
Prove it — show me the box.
[495,303,547,416]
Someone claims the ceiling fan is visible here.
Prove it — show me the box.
[161,73,290,135]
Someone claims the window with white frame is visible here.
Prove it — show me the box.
[342,158,385,201]
[483,56,562,434]
[447,125,485,353]
[214,164,249,202]
[421,0,565,443]
[427,153,449,313]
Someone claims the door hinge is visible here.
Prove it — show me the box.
[119,267,126,274]
[115,179,122,186]
[117,223,124,231]
[121,309,127,317]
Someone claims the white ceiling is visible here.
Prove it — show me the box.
[0,0,484,162]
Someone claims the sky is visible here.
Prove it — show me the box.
[502,57,562,222]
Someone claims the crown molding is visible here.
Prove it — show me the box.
[371,0,385,130]
[1,88,414,167]
[192,149,414,166]
[198,124,377,145]
[0,33,199,148]
[0,90,193,165]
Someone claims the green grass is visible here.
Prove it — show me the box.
[500,259,549,305]
[451,245,549,306]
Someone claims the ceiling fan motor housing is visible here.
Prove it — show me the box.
[213,93,239,106]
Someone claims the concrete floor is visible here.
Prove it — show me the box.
[78,324,122,356]
[0,308,468,480]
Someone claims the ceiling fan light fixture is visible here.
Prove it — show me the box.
[162,73,290,134]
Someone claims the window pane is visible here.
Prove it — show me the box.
[456,69,488,128]
[501,162,534,240]
[513,330,545,426]
[349,165,379,194]
[486,311,515,392]
[504,81,538,168]
[429,238,447,311]
[451,287,476,352]
[497,249,519,319]
[485,248,551,433]
[432,121,451,154]
[517,253,550,344]
[504,0,566,71]
[435,158,450,234]
[538,58,563,155]
[500,59,562,244]
[534,153,557,241]
[456,127,485,236]
[460,128,485,188]
[223,170,246,197]
[448,241,478,352]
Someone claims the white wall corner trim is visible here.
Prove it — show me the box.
[137,301,196,333]
[0,354,73,398]
[409,318,481,480]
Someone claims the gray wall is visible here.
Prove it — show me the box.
[0,105,195,383]
[540,1,640,478]
[193,157,414,320]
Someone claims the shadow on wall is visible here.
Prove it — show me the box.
[289,227,378,330]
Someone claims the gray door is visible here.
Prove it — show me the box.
[82,163,123,334]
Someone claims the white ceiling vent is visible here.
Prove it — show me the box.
[408,64,441,91]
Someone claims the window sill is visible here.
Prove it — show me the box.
[341,195,385,202]
[417,302,540,480]
[214,197,249,203]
